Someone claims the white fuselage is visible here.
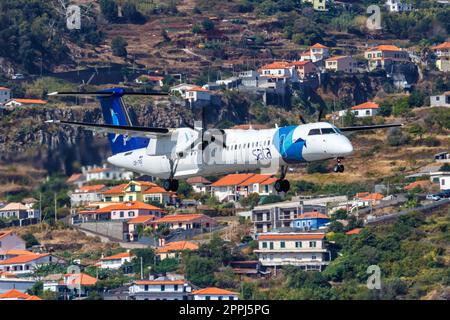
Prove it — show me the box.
[107,122,353,179]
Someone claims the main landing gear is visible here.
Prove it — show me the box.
[163,178,179,192]
[274,165,290,193]
[333,158,345,173]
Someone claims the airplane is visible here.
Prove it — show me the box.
[46,88,403,193]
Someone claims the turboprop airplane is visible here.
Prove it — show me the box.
[46,88,403,193]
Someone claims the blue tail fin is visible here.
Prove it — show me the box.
[97,88,149,155]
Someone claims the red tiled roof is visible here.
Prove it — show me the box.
[292,61,312,67]
[432,42,450,50]
[366,45,402,52]
[0,87,10,90]
[211,173,256,187]
[359,193,384,201]
[297,212,330,220]
[186,176,212,184]
[127,215,156,224]
[311,43,328,49]
[100,252,131,261]
[157,241,199,253]
[258,233,325,241]
[192,287,239,295]
[187,87,209,92]
[67,173,82,183]
[102,184,128,195]
[96,201,163,213]
[0,253,49,265]
[0,230,13,240]
[0,289,41,300]
[326,55,349,61]
[351,102,379,110]
[346,228,362,235]
[260,61,293,70]
[239,174,275,187]
[142,186,170,194]
[155,214,213,224]
[134,280,186,285]
[63,273,97,286]
[7,98,47,104]
[78,184,106,193]
[404,180,431,191]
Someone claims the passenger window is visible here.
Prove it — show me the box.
[321,128,335,134]
[308,129,321,135]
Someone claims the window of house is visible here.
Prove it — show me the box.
[309,241,317,248]
[119,196,124,202]
[161,285,165,292]
[105,197,112,202]
[144,285,149,291]
[128,196,133,201]
[174,285,178,291]
[295,241,302,248]
[269,242,274,249]
[366,110,370,115]
[262,242,267,248]
[280,242,285,248]
[120,212,124,218]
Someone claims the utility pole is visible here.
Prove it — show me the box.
[54,193,57,223]
[39,192,42,229]
[140,257,143,280]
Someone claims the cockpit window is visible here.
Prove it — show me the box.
[321,128,336,134]
[308,129,321,136]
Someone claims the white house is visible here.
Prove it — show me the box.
[135,75,164,87]
[95,201,164,221]
[170,83,199,98]
[0,87,11,105]
[43,273,97,298]
[69,184,106,207]
[128,276,192,300]
[186,176,212,194]
[192,287,239,300]
[96,252,133,270]
[255,232,330,271]
[185,87,211,107]
[338,101,380,118]
[385,0,413,13]
[431,42,450,72]
[0,274,35,294]
[430,92,450,108]
[0,253,55,275]
[259,61,299,83]
[300,43,330,63]
[429,171,450,190]
[153,214,217,231]
[83,164,134,182]
[0,203,41,225]
[0,231,26,255]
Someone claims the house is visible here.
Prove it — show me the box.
[156,241,199,260]
[83,164,134,182]
[135,75,164,87]
[344,101,380,118]
[300,43,330,63]
[0,87,11,105]
[0,202,41,225]
[96,201,165,221]
[43,273,97,299]
[429,171,450,190]
[238,70,260,87]
[251,201,327,234]
[0,230,26,255]
[186,176,212,194]
[69,184,106,207]
[302,0,330,12]
[431,42,450,72]
[126,215,156,242]
[67,173,85,189]
[430,92,450,107]
[170,83,199,97]
[364,45,409,71]
[325,56,358,73]
[346,228,362,235]
[214,76,241,89]
[128,276,192,300]
[290,212,331,231]
[192,287,239,300]
[258,61,299,83]
[210,173,278,202]
[102,180,174,205]
[0,253,55,275]
[292,61,318,79]
[435,152,450,163]
[153,214,217,231]
[4,98,47,108]
[96,251,133,270]
[185,87,211,107]
[354,192,385,206]
[0,273,35,294]
[385,0,413,12]
[404,180,432,191]
[0,288,41,300]
[255,232,330,271]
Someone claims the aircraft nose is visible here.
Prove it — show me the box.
[340,137,353,155]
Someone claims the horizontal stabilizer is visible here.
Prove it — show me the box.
[339,123,403,132]
[45,120,171,138]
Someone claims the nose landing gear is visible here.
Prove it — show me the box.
[163,178,179,192]
[333,158,345,173]
[274,165,291,193]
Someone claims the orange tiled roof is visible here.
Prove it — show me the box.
[0,87,10,90]
[239,174,274,187]
[78,184,106,193]
[135,280,186,285]
[346,228,362,235]
[193,287,239,295]
[297,212,330,220]
[67,173,82,183]
[431,42,450,50]
[102,183,128,195]
[404,180,431,191]
[311,43,328,49]
[351,101,379,110]
[100,252,131,261]
[292,60,313,67]
[0,253,49,265]
[155,214,212,224]
[8,98,47,104]
[258,233,325,241]
[326,55,349,61]
[211,173,256,187]
[187,87,209,92]
[260,61,293,70]
[0,271,17,278]
[142,186,169,194]
[96,201,163,213]
[260,177,278,186]
[0,230,13,239]
[186,176,212,184]
[63,273,97,286]
[141,75,164,81]
[157,241,199,253]
[3,249,34,256]
[366,45,402,52]
[0,289,41,300]
[127,215,156,224]
[359,193,384,201]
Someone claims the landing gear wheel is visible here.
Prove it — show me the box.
[333,164,344,173]
[281,179,290,193]
[163,179,179,192]
[275,179,290,193]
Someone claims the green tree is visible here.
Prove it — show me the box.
[184,255,216,287]
[100,0,119,22]
[111,36,128,57]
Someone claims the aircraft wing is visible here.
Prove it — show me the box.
[338,123,404,132]
[45,120,173,138]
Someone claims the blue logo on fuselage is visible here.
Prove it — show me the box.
[273,126,306,163]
